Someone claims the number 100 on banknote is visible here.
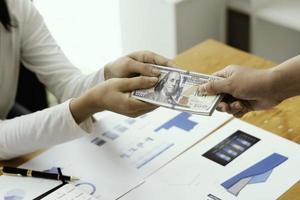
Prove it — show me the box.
[131,65,223,116]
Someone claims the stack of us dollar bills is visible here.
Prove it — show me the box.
[132,65,223,116]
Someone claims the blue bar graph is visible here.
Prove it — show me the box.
[154,112,198,132]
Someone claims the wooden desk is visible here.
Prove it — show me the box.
[1,40,299,199]
[174,39,300,200]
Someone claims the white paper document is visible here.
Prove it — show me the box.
[41,184,98,200]
[0,108,230,200]
[0,176,60,200]
[0,138,143,200]
[121,119,300,200]
[87,107,231,177]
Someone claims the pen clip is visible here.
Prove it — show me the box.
[57,168,66,184]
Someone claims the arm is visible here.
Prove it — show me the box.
[0,101,86,160]
[199,55,300,117]
[0,75,158,160]
[271,55,300,101]
[70,76,159,124]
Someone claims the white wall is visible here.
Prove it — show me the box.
[228,0,300,63]
[120,0,226,58]
[119,0,177,58]
[251,0,300,63]
[35,0,122,74]
[176,0,226,53]
[252,18,300,63]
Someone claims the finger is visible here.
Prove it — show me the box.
[128,51,171,66]
[212,64,238,78]
[216,102,228,112]
[216,106,222,112]
[229,101,244,115]
[135,105,158,114]
[130,104,158,117]
[198,79,231,96]
[212,69,228,78]
[118,76,158,92]
[221,94,238,104]
[124,95,158,116]
[128,60,161,77]
[241,100,255,112]
[112,93,157,117]
[129,97,158,111]
[218,102,231,113]
[235,101,251,117]
[233,104,250,118]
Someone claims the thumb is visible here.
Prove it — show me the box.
[213,64,238,78]
[119,76,158,92]
[199,79,231,95]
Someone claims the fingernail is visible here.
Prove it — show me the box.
[198,85,207,95]
[152,68,161,76]
[216,105,222,111]
[234,102,242,110]
[150,77,159,84]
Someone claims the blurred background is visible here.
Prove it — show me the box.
[12,0,300,114]
[35,0,122,75]
[34,0,300,74]
[30,0,300,106]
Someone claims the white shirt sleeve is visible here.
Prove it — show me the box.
[19,0,106,132]
[0,100,88,160]
[0,0,106,160]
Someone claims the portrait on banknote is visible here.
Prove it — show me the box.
[144,70,182,105]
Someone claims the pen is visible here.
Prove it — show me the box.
[0,166,79,182]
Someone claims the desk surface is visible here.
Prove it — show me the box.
[173,39,300,200]
[1,40,299,199]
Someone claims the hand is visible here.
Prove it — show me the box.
[70,76,159,123]
[104,51,173,80]
[199,65,280,117]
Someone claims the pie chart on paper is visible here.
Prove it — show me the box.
[4,189,25,200]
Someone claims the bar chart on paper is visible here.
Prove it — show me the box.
[91,111,197,172]
[120,120,300,200]
[154,112,198,132]
[87,108,231,177]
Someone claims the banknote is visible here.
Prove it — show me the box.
[131,65,223,116]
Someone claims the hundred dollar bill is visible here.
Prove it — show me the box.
[131,65,223,116]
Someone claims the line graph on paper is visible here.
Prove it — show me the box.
[119,137,174,169]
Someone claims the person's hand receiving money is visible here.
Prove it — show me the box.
[70,51,173,123]
[104,51,173,80]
